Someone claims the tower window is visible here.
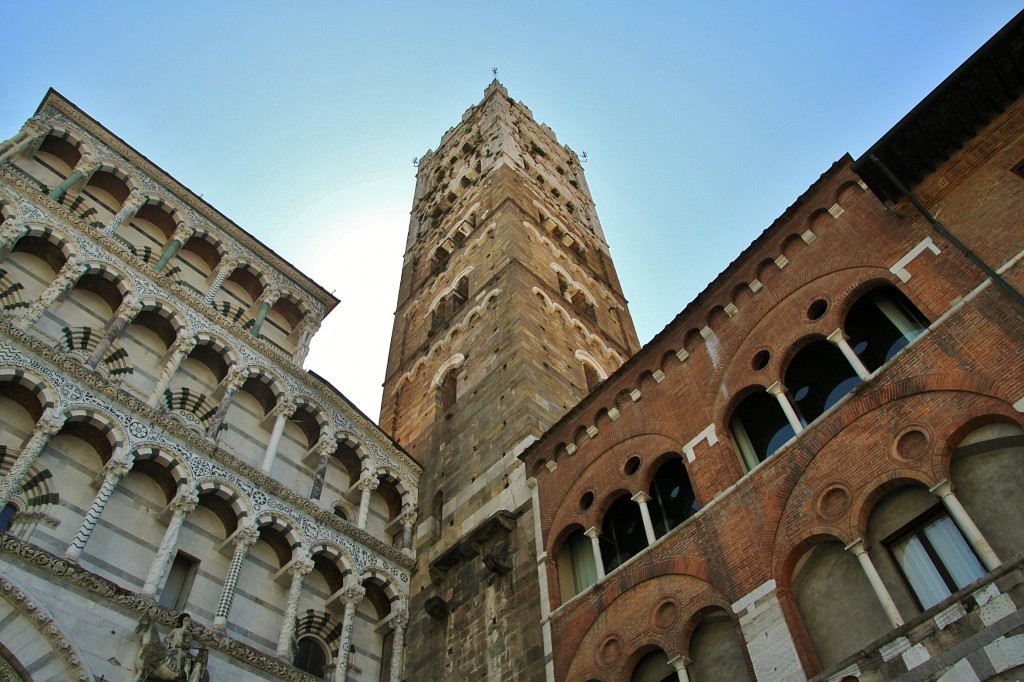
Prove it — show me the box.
[440,371,458,411]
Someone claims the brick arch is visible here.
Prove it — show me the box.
[678,597,742,657]
[613,639,676,681]
[851,470,938,540]
[773,529,854,593]
[937,404,1024,477]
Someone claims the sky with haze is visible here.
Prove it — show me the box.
[2,2,1020,419]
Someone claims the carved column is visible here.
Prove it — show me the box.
[147,337,197,408]
[275,554,315,657]
[203,257,237,305]
[667,655,691,682]
[388,609,410,682]
[631,491,657,545]
[16,256,87,330]
[250,288,280,337]
[48,154,98,202]
[309,437,337,500]
[205,366,250,438]
[86,296,143,368]
[142,492,199,597]
[766,381,804,435]
[212,524,260,630]
[584,526,605,580]
[0,118,50,165]
[260,399,296,472]
[0,221,29,261]
[846,538,903,628]
[65,457,133,561]
[331,582,366,682]
[356,476,379,530]
[826,329,871,380]
[930,479,1000,571]
[293,317,320,365]
[155,223,195,273]
[104,189,146,234]
[0,412,66,506]
[400,508,417,552]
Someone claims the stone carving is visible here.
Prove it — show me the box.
[134,613,210,682]
[0,577,91,681]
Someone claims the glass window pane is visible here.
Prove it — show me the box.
[893,535,950,609]
[923,516,985,590]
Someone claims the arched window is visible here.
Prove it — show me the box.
[440,371,457,411]
[630,649,676,682]
[557,527,597,601]
[785,339,860,425]
[293,636,327,678]
[582,362,602,392]
[730,391,795,469]
[600,494,648,572]
[0,503,17,532]
[648,458,698,538]
[845,286,929,373]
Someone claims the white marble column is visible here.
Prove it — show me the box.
[846,538,903,628]
[147,337,197,408]
[388,609,410,682]
[86,296,142,368]
[212,524,260,630]
[0,412,66,506]
[104,189,147,235]
[766,381,804,434]
[827,329,871,380]
[64,457,133,561]
[142,492,199,598]
[930,479,1000,571]
[667,655,691,682]
[16,256,87,330]
[293,318,320,365]
[584,526,605,580]
[331,582,366,682]
[205,366,250,438]
[260,399,296,472]
[203,257,238,305]
[631,491,657,545]
[276,554,315,657]
[356,476,379,530]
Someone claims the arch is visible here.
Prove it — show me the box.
[193,477,253,534]
[783,336,860,425]
[600,492,649,573]
[843,284,929,374]
[255,510,307,564]
[646,457,698,538]
[0,577,93,680]
[129,444,194,501]
[553,523,597,602]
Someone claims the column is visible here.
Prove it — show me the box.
[250,289,280,337]
[0,221,29,260]
[827,329,871,380]
[154,223,195,273]
[400,508,417,552]
[631,491,657,545]
[16,256,87,330]
[48,155,98,202]
[276,554,314,657]
[142,492,199,597]
[584,526,605,580]
[667,655,691,682]
[292,318,320,365]
[846,538,904,628]
[65,457,133,561]
[0,118,50,165]
[309,438,336,500]
[203,257,237,305]
[388,609,409,682]
[147,337,197,408]
[930,479,1000,571]
[205,366,250,438]
[0,412,66,506]
[260,399,296,472]
[85,296,142,368]
[356,476,379,530]
[766,381,804,434]
[331,582,366,682]
[212,524,260,630]
[104,189,147,234]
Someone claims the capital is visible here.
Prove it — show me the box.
[401,509,418,528]
[171,222,196,242]
[314,436,336,456]
[234,524,260,550]
[765,380,788,397]
[224,364,251,387]
[289,556,315,577]
[170,492,199,516]
[391,609,409,629]
[104,458,133,479]
[35,412,67,438]
[118,296,144,319]
[630,491,651,505]
[171,337,197,357]
[22,117,51,138]
[339,583,366,606]
[357,476,380,493]
[123,188,148,211]
[270,400,296,419]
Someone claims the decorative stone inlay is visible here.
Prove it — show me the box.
[0,575,91,681]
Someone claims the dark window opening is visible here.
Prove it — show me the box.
[648,459,699,538]
[159,552,199,611]
[440,371,457,412]
[0,503,17,532]
[600,495,648,572]
[293,637,327,678]
[786,339,860,424]
[730,391,795,470]
[845,286,929,373]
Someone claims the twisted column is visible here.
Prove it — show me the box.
[86,296,142,368]
[260,399,296,472]
[104,189,147,234]
[331,582,366,682]
[356,476,379,530]
[16,256,87,330]
[65,457,133,561]
[148,337,197,408]
[205,366,250,438]
[142,492,199,597]
[275,554,315,657]
[203,257,237,305]
[212,524,260,630]
[0,412,66,506]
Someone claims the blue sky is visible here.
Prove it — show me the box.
[2,2,1020,418]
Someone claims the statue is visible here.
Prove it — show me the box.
[133,613,210,682]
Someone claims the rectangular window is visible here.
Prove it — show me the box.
[886,509,985,610]
[159,552,199,611]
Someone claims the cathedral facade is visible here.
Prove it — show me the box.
[0,10,1023,682]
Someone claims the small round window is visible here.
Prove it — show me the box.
[807,299,828,320]
[624,456,641,475]
[752,349,770,370]
[580,491,595,510]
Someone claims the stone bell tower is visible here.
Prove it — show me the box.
[381,81,639,680]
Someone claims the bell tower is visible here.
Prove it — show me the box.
[381,81,638,680]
